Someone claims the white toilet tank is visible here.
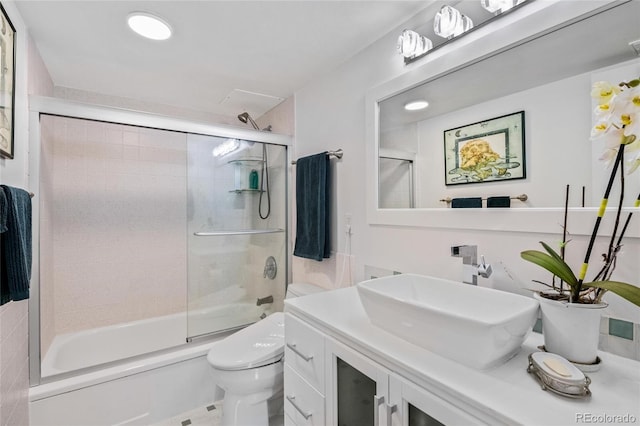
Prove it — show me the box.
[285,283,326,299]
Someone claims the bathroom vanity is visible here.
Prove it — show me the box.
[283,287,640,425]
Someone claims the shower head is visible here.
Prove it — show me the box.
[237,112,260,130]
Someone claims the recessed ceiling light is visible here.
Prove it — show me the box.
[404,100,429,111]
[127,12,172,41]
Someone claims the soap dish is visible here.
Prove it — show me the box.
[527,352,591,399]
[538,345,602,372]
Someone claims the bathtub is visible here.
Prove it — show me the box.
[31,302,272,426]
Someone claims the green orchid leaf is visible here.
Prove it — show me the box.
[585,281,640,307]
[540,241,567,263]
[520,249,578,288]
[540,241,578,288]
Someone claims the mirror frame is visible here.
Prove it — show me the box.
[365,0,639,238]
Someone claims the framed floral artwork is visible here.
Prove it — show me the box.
[444,111,525,185]
[0,2,15,159]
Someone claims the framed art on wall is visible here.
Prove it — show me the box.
[444,111,525,185]
[0,1,15,159]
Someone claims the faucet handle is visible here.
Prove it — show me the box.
[478,255,493,278]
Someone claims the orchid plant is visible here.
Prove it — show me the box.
[521,76,640,307]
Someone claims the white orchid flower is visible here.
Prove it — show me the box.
[624,136,640,174]
[591,81,621,105]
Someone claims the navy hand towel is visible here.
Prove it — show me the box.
[0,186,32,305]
[451,197,482,208]
[487,196,511,208]
[294,153,331,261]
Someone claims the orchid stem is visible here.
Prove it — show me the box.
[575,144,625,301]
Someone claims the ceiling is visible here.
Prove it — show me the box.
[16,0,429,122]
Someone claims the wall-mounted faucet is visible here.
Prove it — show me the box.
[257,295,274,306]
[450,245,492,285]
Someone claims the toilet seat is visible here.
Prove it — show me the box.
[207,312,285,371]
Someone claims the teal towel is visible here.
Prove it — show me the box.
[294,153,331,261]
[0,186,32,305]
[451,197,482,208]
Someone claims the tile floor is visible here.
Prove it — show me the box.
[152,402,284,426]
[152,403,221,426]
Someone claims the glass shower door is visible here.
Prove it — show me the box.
[186,134,287,339]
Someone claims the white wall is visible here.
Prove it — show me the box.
[1,1,53,424]
[293,1,640,359]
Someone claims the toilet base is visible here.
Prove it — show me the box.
[221,389,278,426]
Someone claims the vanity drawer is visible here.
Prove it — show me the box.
[284,364,325,426]
[285,313,325,392]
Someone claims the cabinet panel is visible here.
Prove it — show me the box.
[326,338,390,426]
[391,374,486,426]
[284,364,325,426]
[285,313,325,392]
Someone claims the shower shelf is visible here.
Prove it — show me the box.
[227,158,264,165]
[194,228,285,236]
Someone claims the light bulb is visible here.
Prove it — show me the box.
[481,0,527,14]
[212,139,240,157]
[127,12,172,41]
[434,5,473,39]
[404,100,429,111]
[397,29,433,58]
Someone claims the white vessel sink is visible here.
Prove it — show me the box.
[357,274,539,370]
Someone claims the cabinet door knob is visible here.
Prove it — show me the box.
[286,395,312,420]
[374,395,385,425]
[286,343,314,362]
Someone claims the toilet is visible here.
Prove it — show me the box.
[207,283,325,426]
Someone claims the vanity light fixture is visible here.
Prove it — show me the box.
[404,100,429,111]
[127,12,172,40]
[397,29,433,58]
[399,0,530,64]
[434,5,473,39]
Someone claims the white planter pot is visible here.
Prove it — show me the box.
[534,293,607,364]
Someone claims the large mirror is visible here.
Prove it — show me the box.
[376,0,640,210]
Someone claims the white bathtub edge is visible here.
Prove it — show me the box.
[30,339,218,402]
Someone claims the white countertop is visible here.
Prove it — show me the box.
[285,287,640,426]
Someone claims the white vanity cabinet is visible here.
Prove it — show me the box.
[285,288,640,426]
[285,313,488,426]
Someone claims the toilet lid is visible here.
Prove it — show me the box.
[207,312,285,371]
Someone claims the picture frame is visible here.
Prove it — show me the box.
[444,111,525,186]
[0,2,15,160]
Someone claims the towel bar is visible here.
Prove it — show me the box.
[291,149,343,165]
[439,194,528,204]
[194,228,284,236]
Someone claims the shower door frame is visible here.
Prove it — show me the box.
[27,96,292,386]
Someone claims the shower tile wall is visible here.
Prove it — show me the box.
[40,116,188,348]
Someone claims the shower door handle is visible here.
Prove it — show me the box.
[286,343,313,362]
[194,228,284,236]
